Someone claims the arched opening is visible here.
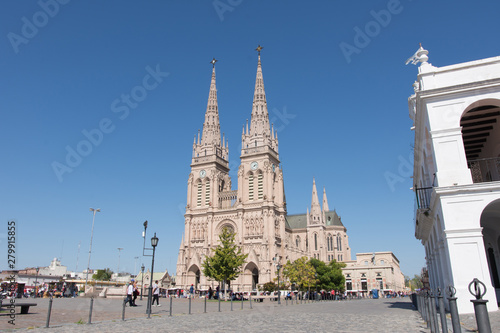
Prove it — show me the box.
[460,102,500,183]
[481,198,500,305]
[187,265,201,290]
[244,262,259,291]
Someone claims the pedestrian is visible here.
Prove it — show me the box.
[132,280,139,306]
[208,286,213,299]
[189,284,194,298]
[152,280,160,306]
[127,280,136,307]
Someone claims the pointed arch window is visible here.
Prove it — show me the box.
[337,234,342,251]
[205,180,210,205]
[257,173,263,199]
[314,233,318,251]
[248,173,254,201]
[197,182,202,207]
[296,236,300,248]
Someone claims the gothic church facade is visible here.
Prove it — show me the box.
[176,51,351,291]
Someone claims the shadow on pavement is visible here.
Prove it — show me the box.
[384,301,415,310]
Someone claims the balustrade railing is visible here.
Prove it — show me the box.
[415,187,433,210]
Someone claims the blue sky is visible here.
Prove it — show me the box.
[1,0,499,278]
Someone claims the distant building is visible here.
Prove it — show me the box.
[342,252,405,296]
[409,46,500,313]
[176,50,351,292]
[135,269,173,294]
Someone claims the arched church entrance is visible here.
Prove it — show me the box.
[187,265,201,290]
[481,198,500,306]
[244,262,259,291]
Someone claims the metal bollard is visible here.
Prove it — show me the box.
[250,294,252,309]
[285,296,287,306]
[424,291,432,330]
[88,296,94,324]
[437,288,448,333]
[468,278,492,333]
[430,290,439,333]
[122,297,126,321]
[169,296,173,317]
[231,295,233,311]
[218,295,221,312]
[241,295,244,310]
[189,296,192,314]
[446,286,461,333]
[204,295,207,313]
[45,296,53,328]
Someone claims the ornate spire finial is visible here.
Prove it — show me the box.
[210,57,218,68]
[256,45,263,55]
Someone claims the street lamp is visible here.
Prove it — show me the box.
[140,264,145,301]
[117,248,123,276]
[273,257,281,305]
[85,208,100,294]
[315,273,318,301]
[34,267,39,298]
[146,233,159,318]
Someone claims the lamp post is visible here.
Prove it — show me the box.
[273,257,281,305]
[140,264,145,300]
[146,233,159,317]
[85,208,100,295]
[117,248,123,276]
[34,267,39,298]
[315,273,318,301]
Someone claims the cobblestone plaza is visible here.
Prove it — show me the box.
[0,297,430,332]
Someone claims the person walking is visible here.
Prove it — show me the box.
[132,280,139,306]
[127,280,136,307]
[189,284,194,298]
[152,280,160,306]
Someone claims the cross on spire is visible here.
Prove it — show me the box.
[210,57,218,68]
[256,45,263,55]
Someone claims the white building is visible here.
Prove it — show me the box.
[409,46,500,313]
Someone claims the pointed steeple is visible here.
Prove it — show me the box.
[194,58,228,161]
[250,46,270,137]
[310,179,322,224]
[201,59,221,147]
[241,46,278,154]
[322,187,329,212]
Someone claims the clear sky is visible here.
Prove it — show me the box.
[1,0,500,279]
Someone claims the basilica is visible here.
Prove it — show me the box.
[176,48,351,292]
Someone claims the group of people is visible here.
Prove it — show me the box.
[126,279,160,307]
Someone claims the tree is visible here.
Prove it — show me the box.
[282,256,317,291]
[408,274,423,290]
[92,268,113,281]
[262,281,277,293]
[309,258,346,292]
[202,227,248,299]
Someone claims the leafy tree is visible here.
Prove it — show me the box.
[309,258,346,292]
[92,268,113,281]
[202,227,248,299]
[262,281,277,293]
[409,274,423,290]
[282,256,317,291]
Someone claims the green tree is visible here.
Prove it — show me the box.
[309,258,346,292]
[283,256,317,291]
[92,268,113,281]
[262,281,277,293]
[409,274,423,290]
[202,227,248,299]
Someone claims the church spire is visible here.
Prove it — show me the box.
[322,187,329,212]
[194,58,228,161]
[249,45,270,137]
[310,178,322,224]
[201,58,221,147]
[241,46,278,154]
